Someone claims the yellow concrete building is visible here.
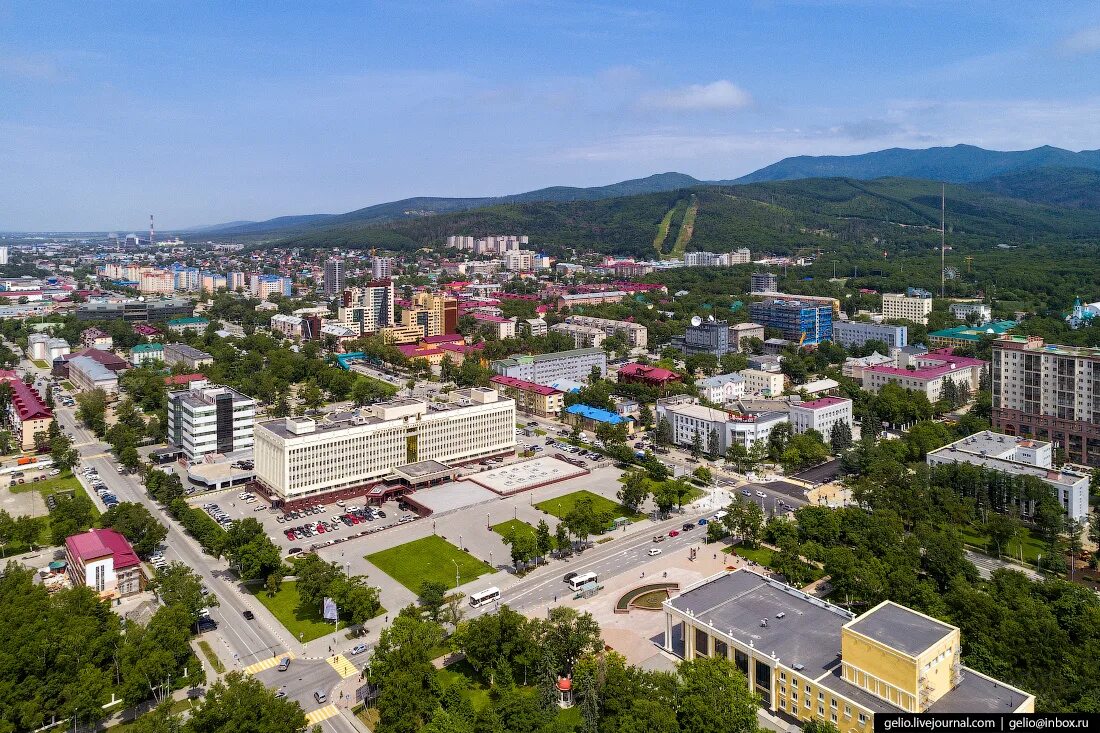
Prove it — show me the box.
[664,570,1033,732]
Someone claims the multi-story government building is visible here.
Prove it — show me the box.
[253,389,515,504]
[167,384,256,461]
[991,335,1100,467]
[664,569,1033,732]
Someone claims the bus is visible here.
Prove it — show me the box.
[469,587,501,608]
[567,572,597,591]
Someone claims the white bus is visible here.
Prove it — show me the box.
[567,572,598,591]
[469,587,501,608]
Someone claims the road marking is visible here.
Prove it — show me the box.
[306,705,340,725]
[243,651,295,675]
[326,654,358,679]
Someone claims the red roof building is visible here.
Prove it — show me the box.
[490,375,566,417]
[165,373,207,387]
[64,528,144,598]
[0,370,53,450]
[617,363,681,388]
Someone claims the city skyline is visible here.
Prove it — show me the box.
[1,1,1099,230]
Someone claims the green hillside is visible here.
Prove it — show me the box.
[968,167,1100,210]
[268,177,1100,258]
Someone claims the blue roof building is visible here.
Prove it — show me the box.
[564,403,636,434]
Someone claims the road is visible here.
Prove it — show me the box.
[965,549,1041,581]
[33,360,358,733]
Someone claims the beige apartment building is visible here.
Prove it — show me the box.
[882,292,933,325]
[562,315,648,349]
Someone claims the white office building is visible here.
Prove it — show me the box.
[927,431,1089,521]
[949,302,992,322]
[253,390,515,502]
[167,384,256,461]
[789,397,853,437]
[656,399,788,453]
[491,348,606,386]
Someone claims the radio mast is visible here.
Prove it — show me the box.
[149,214,155,246]
[940,185,946,298]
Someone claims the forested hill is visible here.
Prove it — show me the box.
[734,144,1100,184]
[968,167,1100,211]
[203,172,705,236]
[267,176,1100,259]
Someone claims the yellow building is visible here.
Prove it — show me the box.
[664,570,1033,732]
[489,375,565,418]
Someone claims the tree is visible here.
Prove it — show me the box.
[829,419,853,453]
[707,428,721,461]
[129,701,185,733]
[653,483,677,517]
[533,606,603,675]
[419,580,448,622]
[506,527,537,571]
[63,666,111,731]
[555,522,570,556]
[48,492,96,546]
[617,470,649,514]
[299,381,325,412]
[535,519,553,564]
[676,656,759,733]
[75,388,108,435]
[984,511,1021,558]
[655,416,672,447]
[101,502,168,557]
[157,563,218,623]
[329,575,382,626]
[185,672,308,733]
[689,429,704,459]
[293,554,343,613]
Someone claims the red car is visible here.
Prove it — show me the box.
[315,524,325,534]
[668,529,680,537]
[286,531,296,540]
[349,514,359,524]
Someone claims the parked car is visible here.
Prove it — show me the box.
[647,548,662,556]
[350,643,368,655]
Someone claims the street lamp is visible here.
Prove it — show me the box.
[451,559,460,589]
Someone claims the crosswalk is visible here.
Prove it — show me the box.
[326,653,358,679]
[243,651,294,675]
[306,705,339,725]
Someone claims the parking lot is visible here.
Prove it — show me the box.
[194,491,418,554]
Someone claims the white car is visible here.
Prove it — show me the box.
[647,548,662,556]
[755,491,767,499]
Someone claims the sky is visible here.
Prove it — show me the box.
[1,1,1099,231]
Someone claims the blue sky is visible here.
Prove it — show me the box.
[1,1,1099,230]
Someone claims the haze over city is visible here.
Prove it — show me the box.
[2,1,1100,230]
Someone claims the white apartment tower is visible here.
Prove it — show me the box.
[324,258,345,299]
[338,280,396,335]
[167,384,256,461]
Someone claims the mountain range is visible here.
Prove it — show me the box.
[189,144,1100,240]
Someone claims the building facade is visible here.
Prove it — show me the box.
[882,291,933,325]
[696,373,746,403]
[656,399,788,453]
[741,368,786,397]
[64,528,144,599]
[790,397,853,437]
[129,343,164,366]
[730,322,765,352]
[551,322,605,348]
[339,280,396,335]
[831,321,908,350]
[949,302,992,322]
[324,258,345,298]
[672,319,733,356]
[490,375,565,418]
[749,299,833,345]
[563,315,647,349]
[664,570,1033,733]
[167,384,256,461]
[927,430,1088,520]
[163,343,214,370]
[492,348,606,386]
[991,335,1100,467]
[0,372,53,450]
[750,271,778,293]
[253,390,515,503]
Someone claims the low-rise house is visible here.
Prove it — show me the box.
[65,528,144,598]
[129,342,164,366]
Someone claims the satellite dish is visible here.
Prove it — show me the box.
[708,315,715,322]
[691,315,702,327]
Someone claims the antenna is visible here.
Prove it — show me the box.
[150,214,155,246]
[940,184,945,298]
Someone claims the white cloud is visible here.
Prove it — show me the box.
[640,80,752,111]
[1060,25,1100,55]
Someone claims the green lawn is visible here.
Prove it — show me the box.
[958,524,1047,564]
[250,581,346,642]
[8,469,82,497]
[367,535,493,593]
[491,519,536,544]
[535,489,644,525]
[32,359,49,369]
[109,699,194,731]
[197,640,225,673]
[725,544,825,582]
[437,659,491,711]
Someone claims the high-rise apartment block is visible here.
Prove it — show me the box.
[991,335,1100,467]
[339,280,395,335]
[750,271,778,293]
[371,256,393,280]
[883,289,933,324]
[749,298,833,345]
[562,315,648,349]
[684,249,751,267]
[324,258,345,299]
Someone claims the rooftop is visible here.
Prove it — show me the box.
[668,570,854,674]
[618,363,679,381]
[492,347,604,367]
[929,321,1016,342]
[994,335,1100,359]
[845,601,954,657]
[130,343,164,353]
[928,446,1087,488]
[697,372,745,388]
[490,375,563,396]
[794,396,851,410]
[0,371,52,421]
[68,355,119,383]
[164,373,206,386]
[65,528,140,570]
[564,403,632,425]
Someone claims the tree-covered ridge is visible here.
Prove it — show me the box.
[266,176,1100,259]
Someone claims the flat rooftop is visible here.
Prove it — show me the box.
[394,460,452,478]
[669,570,853,675]
[928,447,1086,488]
[928,668,1033,714]
[846,602,954,657]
